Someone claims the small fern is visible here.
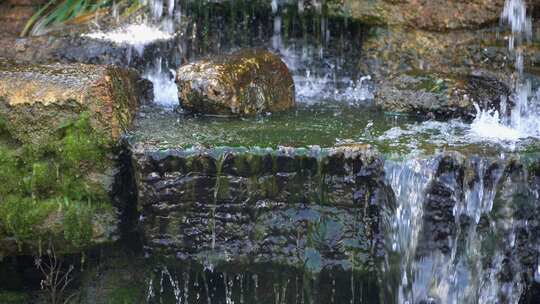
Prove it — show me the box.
[22,0,116,36]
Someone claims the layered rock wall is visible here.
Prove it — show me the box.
[132,145,395,272]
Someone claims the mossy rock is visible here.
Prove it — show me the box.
[176,48,295,116]
[0,113,119,257]
[0,61,145,257]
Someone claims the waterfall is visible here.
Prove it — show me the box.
[143,57,179,108]
[141,0,181,108]
[83,0,180,108]
[385,157,440,303]
[83,0,373,108]
[471,0,539,141]
[385,154,540,304]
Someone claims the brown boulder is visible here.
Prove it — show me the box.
[176,48,295,116]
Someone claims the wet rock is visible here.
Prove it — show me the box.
[176,48,295,116]
[131,144,394,272]
[0,60,146,257]
[376,73,511,119]
[417,153,465,255]
[360,26,521,118]
[208,0,509,31]
[0,32,177,72]
[342,0,505,30]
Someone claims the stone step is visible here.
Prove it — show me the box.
[131,143,395,273]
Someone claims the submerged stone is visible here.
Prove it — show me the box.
[176,48,295,116]
[0,60,146,257]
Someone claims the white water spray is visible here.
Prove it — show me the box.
[144,57,179,108]
[472,0,538,141]
[83,24,173,55]
[385,158,439,303]
[83,0,180,108]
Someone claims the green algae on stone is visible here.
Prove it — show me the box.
[0,112,118,256]
[0,61,144,256]
[0,196,57,246]
[130,103,412,149]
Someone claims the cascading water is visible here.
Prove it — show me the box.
[384,157,440,303]
[141,0,181,108]
[143,57,179,108]
[83,0,373,108]
[385,153,540,304]
[266,0,373,103]
[471,0,539,141]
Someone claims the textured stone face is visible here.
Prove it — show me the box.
[342,0,505,30]
[176,48,296,116]
[374,73,511,119]
[358,25,525,118]
[132,145,395,272]
[0,60,147,146]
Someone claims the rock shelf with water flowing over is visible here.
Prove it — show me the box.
[2,0,540,303]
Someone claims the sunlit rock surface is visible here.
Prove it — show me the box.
[0,59,147,145]
[359,25,533,118]
[176,48,295,116]
[341,0,506,30]
[132,143,395,272]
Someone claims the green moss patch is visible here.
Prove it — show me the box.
[0,112,115,254]
[106,284,146,304]
[0,290,29,304]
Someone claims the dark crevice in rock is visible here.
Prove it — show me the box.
[111,141,143,251]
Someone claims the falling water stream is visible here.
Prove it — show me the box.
[383,1,540,303]
[470,0,539,141]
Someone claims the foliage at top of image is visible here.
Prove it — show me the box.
[22,0,141,36]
